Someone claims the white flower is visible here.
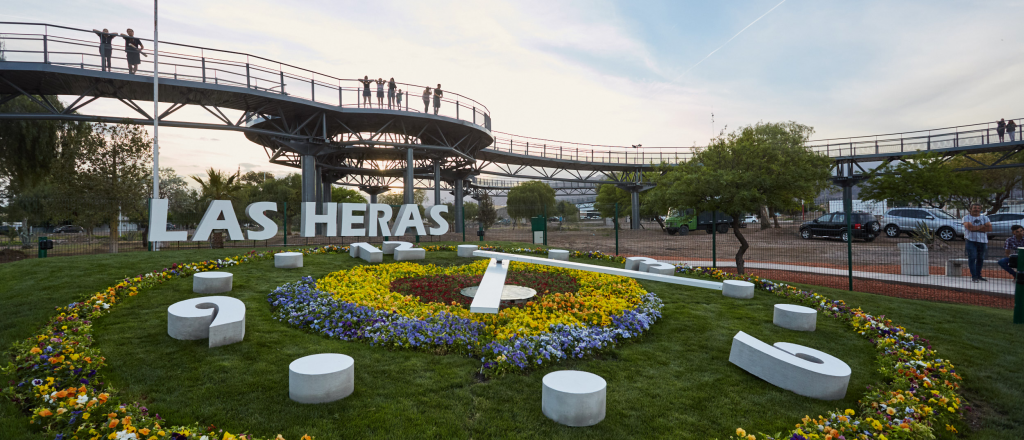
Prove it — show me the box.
[77,394,88,404]
[200,436,210,440]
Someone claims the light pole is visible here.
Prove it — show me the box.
[151,0,160,250]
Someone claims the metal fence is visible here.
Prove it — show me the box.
[1,198,1014,310]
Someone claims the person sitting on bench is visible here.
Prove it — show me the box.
[998,224,1024,278]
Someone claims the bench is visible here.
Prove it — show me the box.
[945,258,1002,277]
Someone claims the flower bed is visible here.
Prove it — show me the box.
[677,267,967,440]
[269,259,664,375]
[0,243,966,440]
[389,271,579,308]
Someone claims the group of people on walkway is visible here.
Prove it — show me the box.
[93,28,146,74]
[356,76,443,115]
[996,118,1017,142]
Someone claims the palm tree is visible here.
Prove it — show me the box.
[191,168,242,201]
[191,168,242,248]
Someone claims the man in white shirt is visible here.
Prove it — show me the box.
[962,203,992,282]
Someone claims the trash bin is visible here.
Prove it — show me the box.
[530,216,547,245]
[897,243,929,276]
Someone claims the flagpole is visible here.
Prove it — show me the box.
[152,0,160,250]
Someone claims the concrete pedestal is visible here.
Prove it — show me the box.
[773,304,817,331]
[193,272,233,294]
[289,353,355,404]
[722,280,755,299]
[274,252,303,269]
[395,248,426,261]
[457,245,479,257]
[548,249,570,261]
[542,370,606,427]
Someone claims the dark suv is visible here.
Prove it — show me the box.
[799,212,880,242]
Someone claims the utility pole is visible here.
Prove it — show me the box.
[151,0,160,251]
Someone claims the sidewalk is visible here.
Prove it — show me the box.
[668,260,1015,296]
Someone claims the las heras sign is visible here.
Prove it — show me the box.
[147,199,449,242]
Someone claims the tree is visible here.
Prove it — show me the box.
[240,170,274,186]
[378,189,426,205]
[651,121,832,273]
[0,96,91,197]
[947,153,1024,215]
[148,167,199,226]
[860,153,980,210]
[477,193,497,229]
[506,181,556,227]
[50,124,153,253]
[554,200,579,225]
[191,168,243,202]
[332,187,369,204]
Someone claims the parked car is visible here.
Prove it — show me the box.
[881,208,963,241]
[743,214,759,224]
[799,211,880,242]
[52,225,85,234]
[987,213,1024,237]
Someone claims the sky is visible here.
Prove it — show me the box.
[4,0,1024,203]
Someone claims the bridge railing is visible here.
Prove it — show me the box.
[804,120,1022,158]
[488,131,696,166]
[0,22,491,130]
[471,177,603,189]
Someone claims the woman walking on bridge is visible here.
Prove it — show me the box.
[433,84,443,115]
[121,29,145,75]
[358,76,373,107]
[422,87,431,113]
[92,28,115,72]
[1008,119,1017,142]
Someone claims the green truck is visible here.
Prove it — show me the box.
[663,208,734,235]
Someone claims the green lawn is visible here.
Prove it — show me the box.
[1,242,1021,439]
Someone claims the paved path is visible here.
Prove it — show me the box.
[667,260,1015,296]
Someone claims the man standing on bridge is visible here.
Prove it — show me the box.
[433,84,443,115]
[997,119,1006,142]
[963,203,992,282]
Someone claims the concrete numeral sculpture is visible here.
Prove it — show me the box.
[624,256,676,276]
[167,296,246,348]
[469,258,510,314]
[349,242,383,263]
[728,331,851,400]
[382,241,425,261]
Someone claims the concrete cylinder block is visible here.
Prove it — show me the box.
[722,280,755,299]
[542,370,606,427]
[289,353,355,404]
[193,271,233,294]
[457,245,479,258]
[274,252,303,269]
[548,249,570,261]
[773,304,817,331]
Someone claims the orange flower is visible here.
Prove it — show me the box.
[38,409,53,417]
[108,419,119,429]
[55,391,67,398]
[30,347,42,354]
[139,428,150,436]
[98,393,109,402]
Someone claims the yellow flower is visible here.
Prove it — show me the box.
[736,428,746,436]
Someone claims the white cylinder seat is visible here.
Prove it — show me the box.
[167,296,246,348]
[773,304,817,331]
[457,245,479,257]
[193,271,233,294]
[548,249,570,261]
[542,370,606,427]
[274,252,303,269]
[394,248,426,261]
[722,280,754,299]
[289,353,355,404]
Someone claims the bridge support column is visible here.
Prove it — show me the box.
[631,190,640,230]
[455,178,464,233]
[359,185,389,204]
[433,160,441,206]
[301,155,317,205]
[404,148,415,205]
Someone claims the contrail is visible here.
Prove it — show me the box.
[675,0,787,80]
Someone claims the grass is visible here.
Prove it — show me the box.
[0,241,1019,439]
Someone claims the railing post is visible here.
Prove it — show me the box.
[473,106,476,124]
[311,78,315,102]
[456,101,459,119]
[201,57,206,82]
[927,132,931,150]
[246,63,250,89]
[339,86,343,107]
[955,128,958,148]
[280,71,285,95]
[43,35,49,64]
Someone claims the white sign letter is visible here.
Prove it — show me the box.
[392,204,427,237]
[148,198,187,242]
[340,203,367,237]
[301,202,338,237]
[426,205,450,235]
[193,200,245,241]
[367,204,393,237]
[245,202,278,240]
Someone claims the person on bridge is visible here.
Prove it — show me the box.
[121,29,145,75]
[963,203,992,283]
[387,78,397,109]
[422,87,431,113]
[92,28,115,72]
[375,78,386,107]
[1008,119,1017,142]
[396,88,403,110]
[359,76,373,107]
[997,224,1024,278]
[433,84,443,115]
[997,119,1006,142]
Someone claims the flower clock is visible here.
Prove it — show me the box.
[266,259,664,376]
